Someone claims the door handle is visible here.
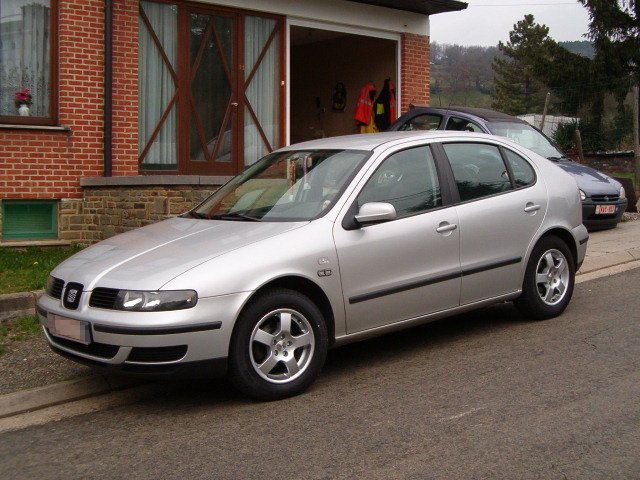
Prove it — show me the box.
[436,223,458,234]
[524,203,541,213]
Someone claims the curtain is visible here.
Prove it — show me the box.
[138,1,177,168]
[0,0,50,117]
[244,16,279,166]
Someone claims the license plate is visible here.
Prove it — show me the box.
[595,204,616,215]
[48,315,91,345]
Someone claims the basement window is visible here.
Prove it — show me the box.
[1,200,57,240]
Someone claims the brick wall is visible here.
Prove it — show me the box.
[400,33,430,114]
[0,0,140,242]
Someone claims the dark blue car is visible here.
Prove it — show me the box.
[390,106,628,230]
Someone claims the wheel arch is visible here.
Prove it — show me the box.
[534,227,578,269]
[242,276,336,346]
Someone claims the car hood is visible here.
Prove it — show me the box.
[555,161,622,195]
[52,217,306,291]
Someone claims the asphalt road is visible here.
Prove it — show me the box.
[2,268,639,480]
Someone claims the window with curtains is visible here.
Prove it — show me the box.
[0,0,57,124]
[138,1,284,175]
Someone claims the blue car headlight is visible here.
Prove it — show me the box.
[620,186,626,199]
[115,290,197,311]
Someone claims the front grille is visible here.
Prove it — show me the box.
[48,277,65,299]
[47,328,120,359]
[127,345,188,363]
[89,288,120,309]
[590,194,619,202]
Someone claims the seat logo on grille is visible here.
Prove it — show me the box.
[67,289,78,303]
[63,282,84,310]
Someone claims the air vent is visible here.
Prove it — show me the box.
[47,277,65,299]
[127,345,188,363]
[89,288,120,309]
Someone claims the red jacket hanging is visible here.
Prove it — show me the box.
[354,82,376,125]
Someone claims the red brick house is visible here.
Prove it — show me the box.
[0,0,466,244]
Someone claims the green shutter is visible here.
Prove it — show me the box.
[2,201,58,240]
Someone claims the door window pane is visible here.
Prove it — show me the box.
[445,117,483,132]
[189,14,234,163]
[443,143,512,201]
[139,2,178,169]
[358,146,441,218]
[244,16,280,166]
[0,0,52,118]
[398,114,442,131]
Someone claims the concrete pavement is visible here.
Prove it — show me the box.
[1,218,639,421]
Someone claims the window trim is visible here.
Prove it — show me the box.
[0,0,59,126]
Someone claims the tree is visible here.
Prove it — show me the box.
[579,0,640,82]
[579,1,640,185]
[492,15,554,115]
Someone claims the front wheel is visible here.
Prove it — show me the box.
[228,289,328,400]
[516,236,575,320]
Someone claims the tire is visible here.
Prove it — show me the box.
[515,235,575,320]
[228,288,328,400]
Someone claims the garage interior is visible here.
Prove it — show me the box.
[290,25,398,144]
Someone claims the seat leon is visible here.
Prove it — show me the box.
[39,131,588,400]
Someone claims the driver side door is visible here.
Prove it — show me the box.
[333,144,461,334]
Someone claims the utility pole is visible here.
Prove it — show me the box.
[634,85,639,194]
[540,92,551,133]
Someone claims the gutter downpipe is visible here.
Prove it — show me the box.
[104,0,113,177]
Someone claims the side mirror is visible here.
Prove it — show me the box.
[354,202,397,226]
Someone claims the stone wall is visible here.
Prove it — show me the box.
[54,176,228,244]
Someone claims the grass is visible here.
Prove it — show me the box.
[0,315,41,355]
[0,245,84,295]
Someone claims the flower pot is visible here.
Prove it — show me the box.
[18,104,30,116]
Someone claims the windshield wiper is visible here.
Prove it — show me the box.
[185,211,209,219]
[212,212,262,222]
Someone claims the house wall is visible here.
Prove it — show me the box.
[0,0,139,243]
[400,33,430,112]
[0,0,431,244]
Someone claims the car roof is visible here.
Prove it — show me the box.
[277,131,499,152]
[409,106,529,124]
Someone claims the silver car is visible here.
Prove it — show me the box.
[38,132,589,400]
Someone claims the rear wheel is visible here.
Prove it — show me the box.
[516,236,575,320]
[228,289,328,400]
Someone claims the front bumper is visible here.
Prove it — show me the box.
[581,198,627,231]
[38,290,252,378]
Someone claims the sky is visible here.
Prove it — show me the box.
[430,0,592,47]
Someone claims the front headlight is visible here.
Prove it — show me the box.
[620,186,626,199]
[114,290,197,311]
[579,189,586,201]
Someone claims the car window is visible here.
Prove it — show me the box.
[398,113,442,131]
[486,121,563,159]
[357,146,442,217]
[504,149,535,187]
[445,117,484,133]
[442,143,512,202]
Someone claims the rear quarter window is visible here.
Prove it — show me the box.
[504,149,536,187]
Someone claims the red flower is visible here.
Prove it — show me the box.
[15,89,33,107]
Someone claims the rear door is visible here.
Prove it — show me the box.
[437,142,548,305]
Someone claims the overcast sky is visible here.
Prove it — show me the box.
[430,0,592,47]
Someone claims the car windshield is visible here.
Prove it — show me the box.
[486,121,565,160]
[190,149,369,222]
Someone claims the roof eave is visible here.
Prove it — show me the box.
[346,0,468,16]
